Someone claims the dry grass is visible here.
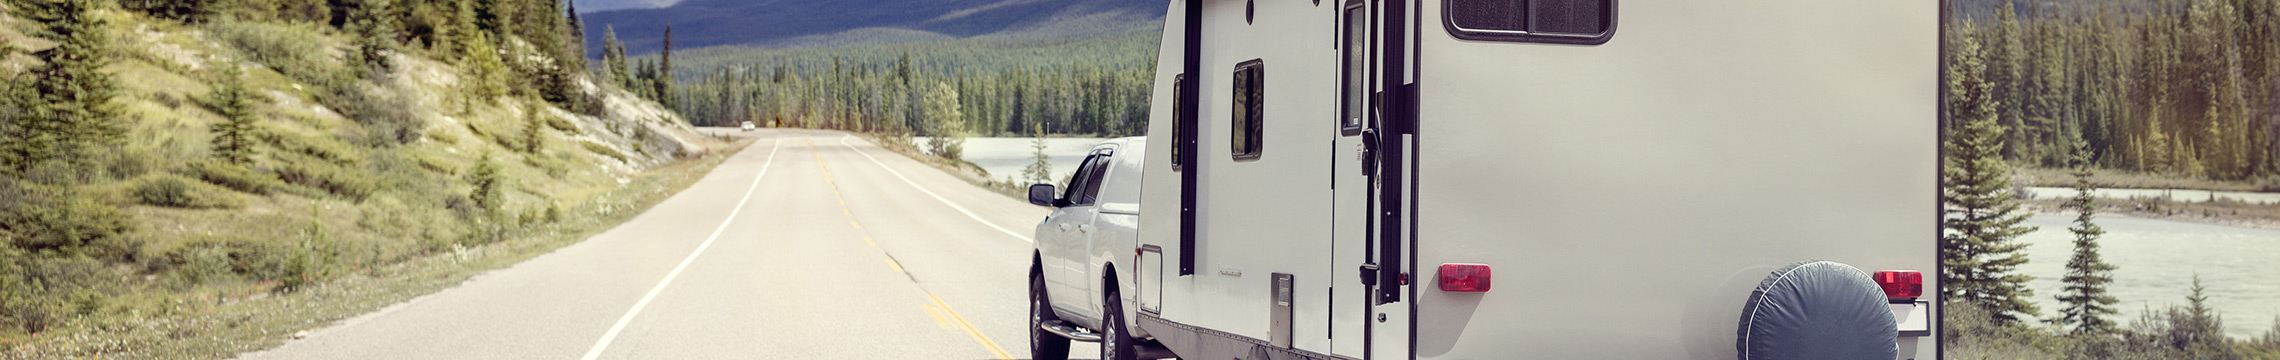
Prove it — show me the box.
[2017,167,2280,192]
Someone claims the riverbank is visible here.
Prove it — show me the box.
[2025,190,2280,231]
[2017,167,2280,193]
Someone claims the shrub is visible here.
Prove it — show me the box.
[0,180,138,259]
[205,20,348,92]
[274,159,376,201]
[335,85,427,147]
[186,160,283,195]
[581,140,627,163]
[134,173,245,209]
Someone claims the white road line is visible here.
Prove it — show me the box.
[579,138,782,360]
[837,135,1035,243]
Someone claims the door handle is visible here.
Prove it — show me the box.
[1058,223,1073,232]
[1078,224,1094,234]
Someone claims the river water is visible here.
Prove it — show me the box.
[2016,213,2280,338]
[2024,187,2280,204]
[915,137,1109,184]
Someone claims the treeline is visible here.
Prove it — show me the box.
[669,53,1156,137]
[1949,0,2280,181]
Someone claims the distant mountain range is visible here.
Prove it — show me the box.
[578,0,1168,57]
[574,0,681,13]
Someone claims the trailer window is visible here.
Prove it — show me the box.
[1172,74,1188,172]
[1232,60,1265,161]
[1340,5,1365,135]
[1444,0,1615,45]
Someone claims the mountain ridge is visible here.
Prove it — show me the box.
[578,0,1166,57]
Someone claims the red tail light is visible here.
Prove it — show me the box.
[1437,264,1491,292]
[1872,270,1922,298]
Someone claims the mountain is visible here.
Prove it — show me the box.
[576,0,682,13]
[577,0,1167,57]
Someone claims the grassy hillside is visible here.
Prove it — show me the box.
[580,0,1164,56]
[0,3,733,358]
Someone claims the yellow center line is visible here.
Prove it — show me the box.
[922,305,956,330]
[803,136,1012,360]
[930,294,1015,360]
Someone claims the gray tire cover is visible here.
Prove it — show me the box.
[1736,260,1897,360]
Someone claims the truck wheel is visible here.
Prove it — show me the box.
[1031,272,1071,360]
[1100,286,1137,360]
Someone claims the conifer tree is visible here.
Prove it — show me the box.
[2056,138,2119,335]
[602,25,630,88]
[347,0,399,76]
[209,67,266,165]
[462,31,507,109]
[656,25,675,109]
[1023,122,1052,185]
[521,102,546,154]
[1942,33,2041,323]
[924,82,965,160]
[6,0,124,173]
[1990,0,2029,161]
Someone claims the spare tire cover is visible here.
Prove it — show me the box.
[1736,260,1897,360]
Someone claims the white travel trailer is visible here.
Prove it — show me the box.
[1030,0,1943,359]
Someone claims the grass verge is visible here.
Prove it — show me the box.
[0,138,753,360]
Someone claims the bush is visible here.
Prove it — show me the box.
[336,85,427,147]
[186,160,284,195]
[134,173,245,209]
[206,20,348,92]
[0,180,138,259]
[581,140,627,163]
[0,253,122,333]
[274,157,376,201]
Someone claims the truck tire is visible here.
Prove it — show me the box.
[1100,286,1137,360]
[1032,272,1071,360]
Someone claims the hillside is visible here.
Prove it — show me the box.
[0,1,734,357]
[579,0,1165,56]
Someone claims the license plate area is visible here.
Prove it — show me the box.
[1891,300,1930,337]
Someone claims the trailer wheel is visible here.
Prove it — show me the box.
[1736,260,1898,360]
[1032,271,1071,360]
[1100,286,1137,360]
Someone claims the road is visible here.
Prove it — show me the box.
[243,129,1098,359]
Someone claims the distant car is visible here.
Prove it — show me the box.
[740,121,755,132]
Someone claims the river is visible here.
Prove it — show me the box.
[916,136,1110,184]
[2016,212,2280,339]
[2024,187,2280,204]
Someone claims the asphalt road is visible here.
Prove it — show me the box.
[243,129,1099,359]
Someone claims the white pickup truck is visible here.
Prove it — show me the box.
[1027,137,1163,360]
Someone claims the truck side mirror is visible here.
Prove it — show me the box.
[1028,184,1059,207]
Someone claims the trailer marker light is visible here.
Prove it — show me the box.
[1436,264,1491,292]
[1872,270,1922,298]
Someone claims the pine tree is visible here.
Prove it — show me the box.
[347,0,399,76]
[468,152,503,211]
[656,24,675,109]
[1942,33,2042,323]
[1991,0,2029,161]
[521,102,546,154]
[603,25,631,89]
[924,82,965,160]
[209,67,266,165]
[462,31,507,108]
[6,0,124,173]
[2056,138,2119,335]
[1023,122,1052,185]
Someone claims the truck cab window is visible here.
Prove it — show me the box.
[1232,60,1265,161]
[1076,155,1113,204]
[1064,155,1104,205]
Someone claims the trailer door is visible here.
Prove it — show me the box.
[1328,0,1371,356]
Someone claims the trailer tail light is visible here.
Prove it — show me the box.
[1437,264,1491,292]
[1872,270,1922,299]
